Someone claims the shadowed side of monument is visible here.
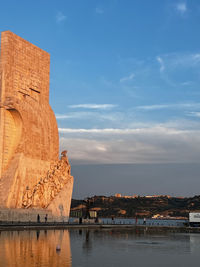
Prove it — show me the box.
[0,31,73,222]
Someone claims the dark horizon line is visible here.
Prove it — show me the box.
[72,194,200,201]
[71,161,200,166]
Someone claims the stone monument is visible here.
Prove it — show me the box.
[0,31,73,222]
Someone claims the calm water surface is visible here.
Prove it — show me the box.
[0,229,200,267]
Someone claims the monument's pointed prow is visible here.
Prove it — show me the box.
[0,31,73,222]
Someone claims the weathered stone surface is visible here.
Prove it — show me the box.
[0,31,73,221]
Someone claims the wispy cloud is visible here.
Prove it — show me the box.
[169,53,200,68]
[156,56,165,72]
[60,126,200,164]
[137,103,200,111]
[56,11,66,23]
[56,111,123,124]
[118,52,200,92]
[56,112,96,120]
[58,127,186,135]
[96,145,107,151]
[120,73,135,83]
[59,128,134,134]
[137,104,169,111]
[95,7,104,14]
[187,112,200,118]
[181,81,193,86]
[56,114,72,119]
[191,53,200,63]
[176,2,187,15]
[154,52,200,87]
[156,53,200,71]
[68,104,117,109]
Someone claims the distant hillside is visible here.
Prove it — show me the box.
[71,195,200,218]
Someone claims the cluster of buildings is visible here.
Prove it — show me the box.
[114,193,175,199]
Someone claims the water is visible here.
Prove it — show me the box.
[0,228,200,267]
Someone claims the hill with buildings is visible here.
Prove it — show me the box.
[71,195,200,219]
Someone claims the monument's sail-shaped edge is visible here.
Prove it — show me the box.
[0,31,73,222]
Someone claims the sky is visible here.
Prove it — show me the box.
[1,0,200,198]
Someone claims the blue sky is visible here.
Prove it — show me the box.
[1,0,200,166]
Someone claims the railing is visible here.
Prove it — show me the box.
[0,218,187,228]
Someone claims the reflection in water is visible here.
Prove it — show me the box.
[1,229,200,267]
[70,229,200,267]
[190,234,200,253]
[79,229,82,235]
[36,230,40,240]
[0,230,71,267]
[82,229,92,253]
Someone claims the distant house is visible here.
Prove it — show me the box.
[70,209,97,218]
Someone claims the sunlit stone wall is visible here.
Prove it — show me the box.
[0,31,73,221]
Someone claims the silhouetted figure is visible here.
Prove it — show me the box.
[143,217,146,225]
[37,214,40,223]
[45,214,48,223]
[84,199,91,219]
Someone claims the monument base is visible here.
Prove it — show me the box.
[0,208,70,223]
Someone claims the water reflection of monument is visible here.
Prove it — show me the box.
[0,230,72,267]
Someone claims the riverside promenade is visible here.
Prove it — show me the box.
[0,221,200,233]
